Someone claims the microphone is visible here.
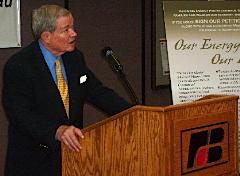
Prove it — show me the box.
[102,47,123,72]
[101,47,140,105]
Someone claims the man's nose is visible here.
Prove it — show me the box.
[69,28,77,37]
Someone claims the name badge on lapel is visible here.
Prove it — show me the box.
[80,75,87,84]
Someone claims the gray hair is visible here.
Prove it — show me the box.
[32,4,71,39]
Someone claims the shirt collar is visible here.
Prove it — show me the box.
[38,40,67,83]
[38,40,61,65]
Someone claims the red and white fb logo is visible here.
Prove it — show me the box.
[181,122,229,174]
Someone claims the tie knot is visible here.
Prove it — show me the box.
[55,58,61,67]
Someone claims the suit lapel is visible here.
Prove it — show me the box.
[62,54,77,120]
[32,43,68,117]
[63,53,87,121]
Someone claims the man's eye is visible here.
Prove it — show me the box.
[61,28,68,33]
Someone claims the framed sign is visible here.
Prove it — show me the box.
[152,0,170,89]
[0,0,21,48]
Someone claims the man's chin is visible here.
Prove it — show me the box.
[67,46,75,52]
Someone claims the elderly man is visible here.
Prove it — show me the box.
[3,4,131,176]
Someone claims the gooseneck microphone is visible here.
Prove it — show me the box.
[102,47,140,105]
[102,47,123,72]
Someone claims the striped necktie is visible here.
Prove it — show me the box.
[55,59,69,117]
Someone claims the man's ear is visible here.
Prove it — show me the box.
[40,31,51,43]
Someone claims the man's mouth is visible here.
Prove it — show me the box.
[69,39,76,44]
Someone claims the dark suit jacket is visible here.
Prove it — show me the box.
[2,41,131,176]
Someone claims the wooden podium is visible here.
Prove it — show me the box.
[62,95,239,176]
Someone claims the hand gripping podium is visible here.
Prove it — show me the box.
[62,95,239,176]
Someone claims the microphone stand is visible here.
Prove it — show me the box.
[113,65,140,105]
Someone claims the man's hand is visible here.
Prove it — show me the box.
[55,125,84,152]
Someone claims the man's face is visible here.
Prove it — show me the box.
[47,15,77,56]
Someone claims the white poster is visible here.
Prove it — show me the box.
[0,0,21,48]
[163,0,240,167]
